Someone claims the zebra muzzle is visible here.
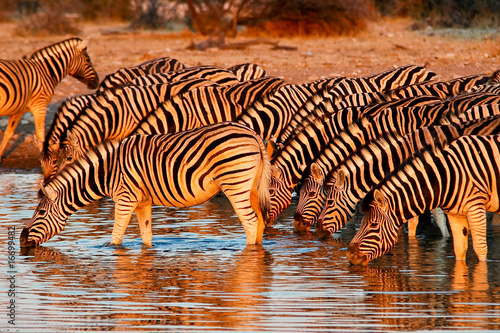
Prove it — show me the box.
[346,242,369,266]
[315,219,332,238]
[293,213,311,231]
[20,228,36,248]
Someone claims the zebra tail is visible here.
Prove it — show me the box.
[257,135,272,225]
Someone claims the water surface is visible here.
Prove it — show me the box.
[1,172,499,332]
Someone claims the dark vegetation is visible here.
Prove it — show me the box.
[0,0,499,37]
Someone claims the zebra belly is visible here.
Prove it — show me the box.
[148,180,221,208]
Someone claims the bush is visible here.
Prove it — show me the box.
[375,0,500,28]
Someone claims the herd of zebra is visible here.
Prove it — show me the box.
[2,37,500,266]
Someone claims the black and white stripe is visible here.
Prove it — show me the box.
[347,134,500,264]
[0,37,99,159]
[21,122,271,247]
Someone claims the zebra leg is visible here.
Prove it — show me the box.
[447,214,469,261]
[0,113,24,160]
[135,204,153,246]
[466,207,488,261]
[406,216,419,237]
[222,186,263,245]
[432,208,450,237]
[250,186,266,244]
[30,104,47,151]
[110,200,136,245]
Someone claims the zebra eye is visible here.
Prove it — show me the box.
[307,191,316,198]
[370,221,379,228]
[66,156,73,162]
[269,189,275,196]
[39,209,46,216]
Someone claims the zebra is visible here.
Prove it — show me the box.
[131,76,285,137]
[384,73,497,100]
[97,57,185,92]
[0,37,99,160]
[317,115,500,239]
[236,77,345,141]
[43,77,216,182]
[347,134,500,265]
[131,65,242,87]
[277,65,437,147]
[20,122,271,247]
[292,92,500,229]
[293,95,441,230]
[272,91,500,224]
[227,63,267,81]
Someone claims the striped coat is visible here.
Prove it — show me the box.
[347,134,500,264]
[21,122,271,247]
[0,37,99,159]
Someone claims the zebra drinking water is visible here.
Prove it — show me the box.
[21,122,271,247]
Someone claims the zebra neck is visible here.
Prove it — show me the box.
[55,144,119,211]
[31,47,73,91]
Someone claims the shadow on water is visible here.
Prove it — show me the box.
[1,173,499,332]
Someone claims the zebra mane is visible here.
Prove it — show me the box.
[489,70,500,84]
[29,37,83,60]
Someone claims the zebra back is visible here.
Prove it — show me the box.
[51,79,215,179]
[133,76,285,136]
[97,57,185,92]
[132,65,241,86]
[269,91,498,221]
[277,65,436,147]
[384,74,492,100]
[227,63,267,81]
[236,82,322,140]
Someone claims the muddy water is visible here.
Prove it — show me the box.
[1,172,499,332]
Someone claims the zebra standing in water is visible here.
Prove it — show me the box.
[0,37,99,160]
[21,122,271,248]
[347,134,500,265]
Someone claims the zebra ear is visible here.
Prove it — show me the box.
[373,189,387,210]
[42,185,57,201]
[310,163,323,182]
[266,138,277,160]
[337,169,345,188]
[78,37,90,51]
[270,165,282,179]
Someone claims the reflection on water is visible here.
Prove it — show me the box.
[0,172,499,332]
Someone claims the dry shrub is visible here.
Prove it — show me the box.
[376,0,500,28]
[15,5,80,37]
[245,0,373,37]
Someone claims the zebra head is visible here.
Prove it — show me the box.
[347,189,399,265]
[68,37,99,90]
[293,163,325,231]
[317,169,354,237]
[269,165,294,223]
[20,184,66,247]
